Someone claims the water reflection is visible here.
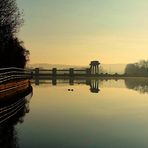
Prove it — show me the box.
[0,86,33,148]
[33,77,100,93]
[32,77,148,94]
[125,78,148,94]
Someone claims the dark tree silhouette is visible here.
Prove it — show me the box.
[0,0,23,38]
[125,60,148,76]
[0,86,33,148]
[0,38,29,68]
[0,0,29,68]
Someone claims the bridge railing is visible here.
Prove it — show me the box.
[0,67,32,84]
[31,68,90,76]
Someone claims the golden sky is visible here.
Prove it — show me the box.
[18,0,148,65]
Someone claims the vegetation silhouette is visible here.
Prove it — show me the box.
[0,86,32,148]
[0,0,29,68]
[125,60,148,77]
[125,78,148,94]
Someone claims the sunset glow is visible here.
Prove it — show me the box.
[18,0,148,65]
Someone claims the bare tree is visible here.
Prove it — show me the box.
[0,0,29,68]
[0,0,23,39]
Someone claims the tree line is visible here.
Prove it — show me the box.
[125,60,148,76]
[0,0,29,68]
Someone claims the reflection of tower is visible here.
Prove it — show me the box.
[90,79,100,93]
[90,61,100,75]
[86,79,100,93]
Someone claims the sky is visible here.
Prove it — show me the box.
[17,0,148,65]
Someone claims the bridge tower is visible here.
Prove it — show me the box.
[90,61,100,75]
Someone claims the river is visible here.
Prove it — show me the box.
[1,78,148,148]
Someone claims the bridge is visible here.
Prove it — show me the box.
[32,61,101,77]
[0,60,123,95]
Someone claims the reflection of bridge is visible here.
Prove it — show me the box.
[31,60,101,94]
[32,77,100,93]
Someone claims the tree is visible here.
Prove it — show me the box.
[0,0,23,39]
[0,0,29,68]
[125,60,148,76]
[0,38,29,68]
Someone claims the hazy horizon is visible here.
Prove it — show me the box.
[18,0,148,65]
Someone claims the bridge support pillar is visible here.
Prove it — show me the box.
[69,68,74,76]
[35,68,39,85]
[35,68,39,76]
[86,68,91,75]
[52,68,57,76]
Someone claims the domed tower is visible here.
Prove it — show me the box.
[90,61,100,75]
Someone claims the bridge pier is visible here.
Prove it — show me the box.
[86,68,91,75]
[35,68,39,76]
[52,68,57,76]
[35,68,39,84]
[69,68,74,76]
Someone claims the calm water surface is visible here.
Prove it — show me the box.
[6,79,148,148]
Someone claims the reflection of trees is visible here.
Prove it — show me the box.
[125,79,148,94]
[0,86,32,148]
